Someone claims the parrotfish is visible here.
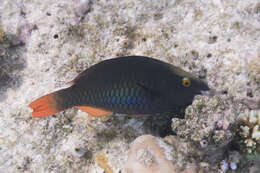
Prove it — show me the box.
[29,56,209,118]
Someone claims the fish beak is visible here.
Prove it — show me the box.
[200,90,210,95]
[200,88,217,96]
[200,83,211,95]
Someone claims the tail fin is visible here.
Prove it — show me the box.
[29,89,70,118]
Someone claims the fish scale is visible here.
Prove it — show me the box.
[81,81,149,114]
[73,62,172,114]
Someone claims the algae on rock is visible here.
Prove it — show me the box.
[172,95,243,144]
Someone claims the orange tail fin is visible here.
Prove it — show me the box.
[29,92,63,118]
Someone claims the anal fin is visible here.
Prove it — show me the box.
[75,106,112,117]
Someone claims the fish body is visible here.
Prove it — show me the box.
[29,56,209,117]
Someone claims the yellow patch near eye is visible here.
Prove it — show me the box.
[182,77,191,87]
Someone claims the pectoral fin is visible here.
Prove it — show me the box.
[137,83,162,98]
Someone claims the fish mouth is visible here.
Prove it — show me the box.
[200,88,217,96]
[199,82,210,95]
[200,90,210,95]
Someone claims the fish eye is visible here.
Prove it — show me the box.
[182,77,191,87]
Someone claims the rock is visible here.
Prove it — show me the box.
[74,0,92,21]
[123,135,179,173]
[123,135,212,173]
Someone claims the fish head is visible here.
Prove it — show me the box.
[168,67,210,106]
[173,76,209,106]
[183,77,210,95]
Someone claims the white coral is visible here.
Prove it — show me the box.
[252,125,260,141]
[230,162,237,170]
[237,112,247,122]
[220,160,229,173]
[240,126,250,138]
[239,110,260,154]
[244,139,256,148]
[249,111,258,124]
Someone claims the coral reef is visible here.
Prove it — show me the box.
[238,109,260,154]
[172,95,244,144]
[171,95,253,172]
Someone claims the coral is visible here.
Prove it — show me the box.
[96,152,113,173]
[220,160,229,173]
[172,95,243,144]
[217,151,241,172]
[241,98,260,110]
[238,109,260,154]
[171,95,250,170]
